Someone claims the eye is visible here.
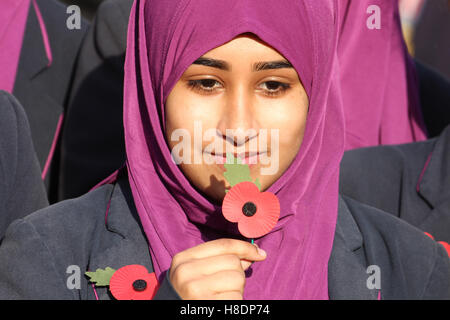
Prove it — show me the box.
[258,81,291,97]
[186,79,223,94]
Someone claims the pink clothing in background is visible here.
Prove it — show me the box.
[0,0,31,93]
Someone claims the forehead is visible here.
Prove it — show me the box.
[203,34,285,60]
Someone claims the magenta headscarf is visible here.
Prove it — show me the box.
[0,0,31,93]
[338,0,427,150]
[124,0,344,299]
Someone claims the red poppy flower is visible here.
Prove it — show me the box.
[424,232,450,257]
[222,181,280,238]
[109,265,158,300]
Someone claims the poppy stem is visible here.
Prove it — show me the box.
[250,238,255,266]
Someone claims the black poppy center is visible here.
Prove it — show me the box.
[132,279,147,292]
[242,202,257,217]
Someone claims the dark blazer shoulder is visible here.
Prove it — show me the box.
[343,196,450,299]
[13,183,114,247]
[341,139,435,182]
[339,139,435,215]
[0,184,113,299]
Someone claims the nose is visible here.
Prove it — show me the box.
[216,86,259,147]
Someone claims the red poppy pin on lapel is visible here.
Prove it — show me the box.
[85,264,159,300]
[222,153,280,241]
[424,232,450,257]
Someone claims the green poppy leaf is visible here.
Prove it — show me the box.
[85,267,116,286]
[224,153,253,187]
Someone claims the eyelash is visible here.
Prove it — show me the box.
[186,79,291,97]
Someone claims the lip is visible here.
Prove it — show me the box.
[207,151,267,166]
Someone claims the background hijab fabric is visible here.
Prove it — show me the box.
[338,0,427,150]
[0,0,31,93]
[124,0,344,299]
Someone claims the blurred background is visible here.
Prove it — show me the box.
[59,0,104,20]
[399,0,450,79]
[59,0,450,79]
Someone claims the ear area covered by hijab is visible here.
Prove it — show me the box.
[123,0,344,299]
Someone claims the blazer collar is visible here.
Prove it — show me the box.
[417,126,450,207]
[328,196,379,300]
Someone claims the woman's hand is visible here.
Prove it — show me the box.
[169,238,267,300]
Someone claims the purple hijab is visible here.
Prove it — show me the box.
[124,0,344,299]
[338,0,427,150]
[0,0,30,93]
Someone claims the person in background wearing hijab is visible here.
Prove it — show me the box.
[58,0,450,201]
[339,0,450,251]
[0,91,48,241]
[338,0,428,150]
[0,0,88,202]
[0,0,447,300]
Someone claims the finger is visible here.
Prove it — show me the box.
[211,291,243,300]
[179,270,245,299]
[174,254,248,284]
[204,270,246,295]
[172,238,266,268]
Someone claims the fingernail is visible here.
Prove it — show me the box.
[257,247,266,257]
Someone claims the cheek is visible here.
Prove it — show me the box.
[259,98,307,147]
[166,95,222,146]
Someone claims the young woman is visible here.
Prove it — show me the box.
[0,0,88,200]
[58,0,445,201]
[0,0,448,300]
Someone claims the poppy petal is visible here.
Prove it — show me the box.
[438,241,450,257]
[109,265,158,300]
[424,232,434,240]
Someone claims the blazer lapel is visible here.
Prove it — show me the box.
[85,177,154,300]
[417,127,450,241]
[328,197,379,300]
[417,126,450,206]
[14,1,49,85]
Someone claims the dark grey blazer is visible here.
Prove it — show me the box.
[12,0,88,201]
[0,170,448,299]
[0,91,48,241]
[59,0,132,200]
[340,125,450,244]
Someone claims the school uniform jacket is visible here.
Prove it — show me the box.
[340,125,450,244]
[59,0,132,200]
[0,171,448,300]
[0,91,48,240]
[12,0,88,201]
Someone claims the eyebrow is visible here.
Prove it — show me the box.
[192,57,293,72]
